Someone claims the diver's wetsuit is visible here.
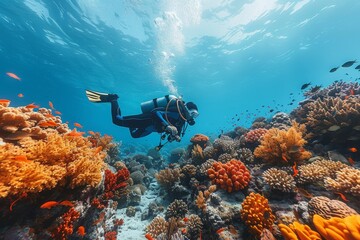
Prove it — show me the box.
[110,99,186,138]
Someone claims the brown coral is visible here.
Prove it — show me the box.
[240,192,276,237]
[324,167,360,196]
[207,159,251,192]
[165,199,188,220]
[254,121,312,164]
[190,134,209,148]
[262,168,296,192]
[308,196,358,219]
[146,216,168,238]
[155,168,181,189]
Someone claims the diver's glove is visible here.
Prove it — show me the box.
[165,125,178,137]
[168,134,181,142]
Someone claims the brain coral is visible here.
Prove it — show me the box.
[244,128,268,143]
[207,159,251,192]
[254,121,311,164]
[240,192,276,237]
[308,196,358,219]
[262,168,296,192]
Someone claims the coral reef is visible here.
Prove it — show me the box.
[324,167,360,196]
[207,159,251,192]
[262,168,296,192]
[190,134,209,148]
[165,199,188,220]
[278,221,321,240]
[243,128,268,143]
[240,192,276,237]
[254,122,312,164]
[155,168,181,189]
[308,196,358,219]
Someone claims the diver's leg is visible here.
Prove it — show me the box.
[111,99,122,123]
[129,128,152,138]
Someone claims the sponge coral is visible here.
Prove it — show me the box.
[254,122,311,164]
[240,192,276,237]
[313,214,360,240]
[279,221,321,240]
[207,159,251,192]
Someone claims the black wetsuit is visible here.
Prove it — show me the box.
[110,99,187,138]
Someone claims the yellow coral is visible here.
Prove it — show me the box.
[254,121,311,164]
[0,132,106,198]
[279,221,321,240]
[313,214,360,240]
[240,192,276,237]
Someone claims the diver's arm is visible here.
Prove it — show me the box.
[154,110,169,128]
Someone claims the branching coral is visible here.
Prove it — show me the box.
[146,216,168,238]
[103,168,130,200]
[278,221,321,240]
[324,167,360,196]
[50,207,80,240]
[207,159,251,192]
[308,196,358,219]
[313,214,360,240]
[262,168,296,192]
[254,121,312,164]
[155,168,181,189]
[240,192,276,237]
[0,132,106,198]
[165,199,188,220]
[185,214,202,239]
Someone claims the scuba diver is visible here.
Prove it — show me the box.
[85,90,199,149]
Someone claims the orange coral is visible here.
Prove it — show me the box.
[207,159,251,192]
[51,207,80,240]
[313,214,360,240]
[279,221,321,240]
[254,121,311,164]
[240,192,276,237]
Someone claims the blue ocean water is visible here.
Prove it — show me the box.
[1,0,360,152]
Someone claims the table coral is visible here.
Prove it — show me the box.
[254,121,311,164]
[324,167,360,196]
[313,214,360,240]
[207,159,251,192]
[240,192,276,237]
[308,196,358,219]
[279,221,321,240]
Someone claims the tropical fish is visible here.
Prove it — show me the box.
[348,147,358,152]
[9,192,27,211]
[11,155,30,162]
[49,101,55,109]
[17,93,24,98]
[93,146,103,155]
[347,157,355,165]
[66,129,85,137]
[183,217,188,222]
[26,103,39,109]
[216,227,225,234]
[77,226,86,236]
[55,111,62,115]
[355,64,360,70]
[88,130,96,135]
[40,201,59,209]
[181,228,187,234]
[292,162,298,177]
[59,200,74,207]
[342,60,356,67]
[38,121,58,128]
[6,72,21,80]
[301,83,311,90]
[145,233,154,240]
[74,122,83,128]
[329,67,339,72]
[335,192,348,202]
[310,85,321,93]
[296,187,313,199]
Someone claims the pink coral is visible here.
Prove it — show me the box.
[244,128,268,143]
[207,159,251,192]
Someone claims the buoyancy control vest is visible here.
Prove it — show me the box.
[140,95,178,113]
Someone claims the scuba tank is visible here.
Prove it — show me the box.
[140,95,178,113]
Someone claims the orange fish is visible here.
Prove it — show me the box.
[55,111,62,115]
[292,162,298,177]
[181,228,187,234]
[9,192,27,211]
[0,99,11,107]
[347,157,355,165]
[38,121,58,128]
[93,146,103,155]
[183,217,189,222]
[49,101,55,109]
[45,113,55,118]
[348,147,357,153]
[6,72,21,80]
[18,93,24,98]
[59,200,74,207]
[335,192,348,202]
[77,226,86,236]
[281,153,288,162]
[145,233,154,240]
[296,187,313,199]
[74,122,83,128]
[26,103,39,109]
[11,155,30,162]
[216,227,225,234]
[40,201,59,209]
[88,131,95,135]
[66,129,85,137]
